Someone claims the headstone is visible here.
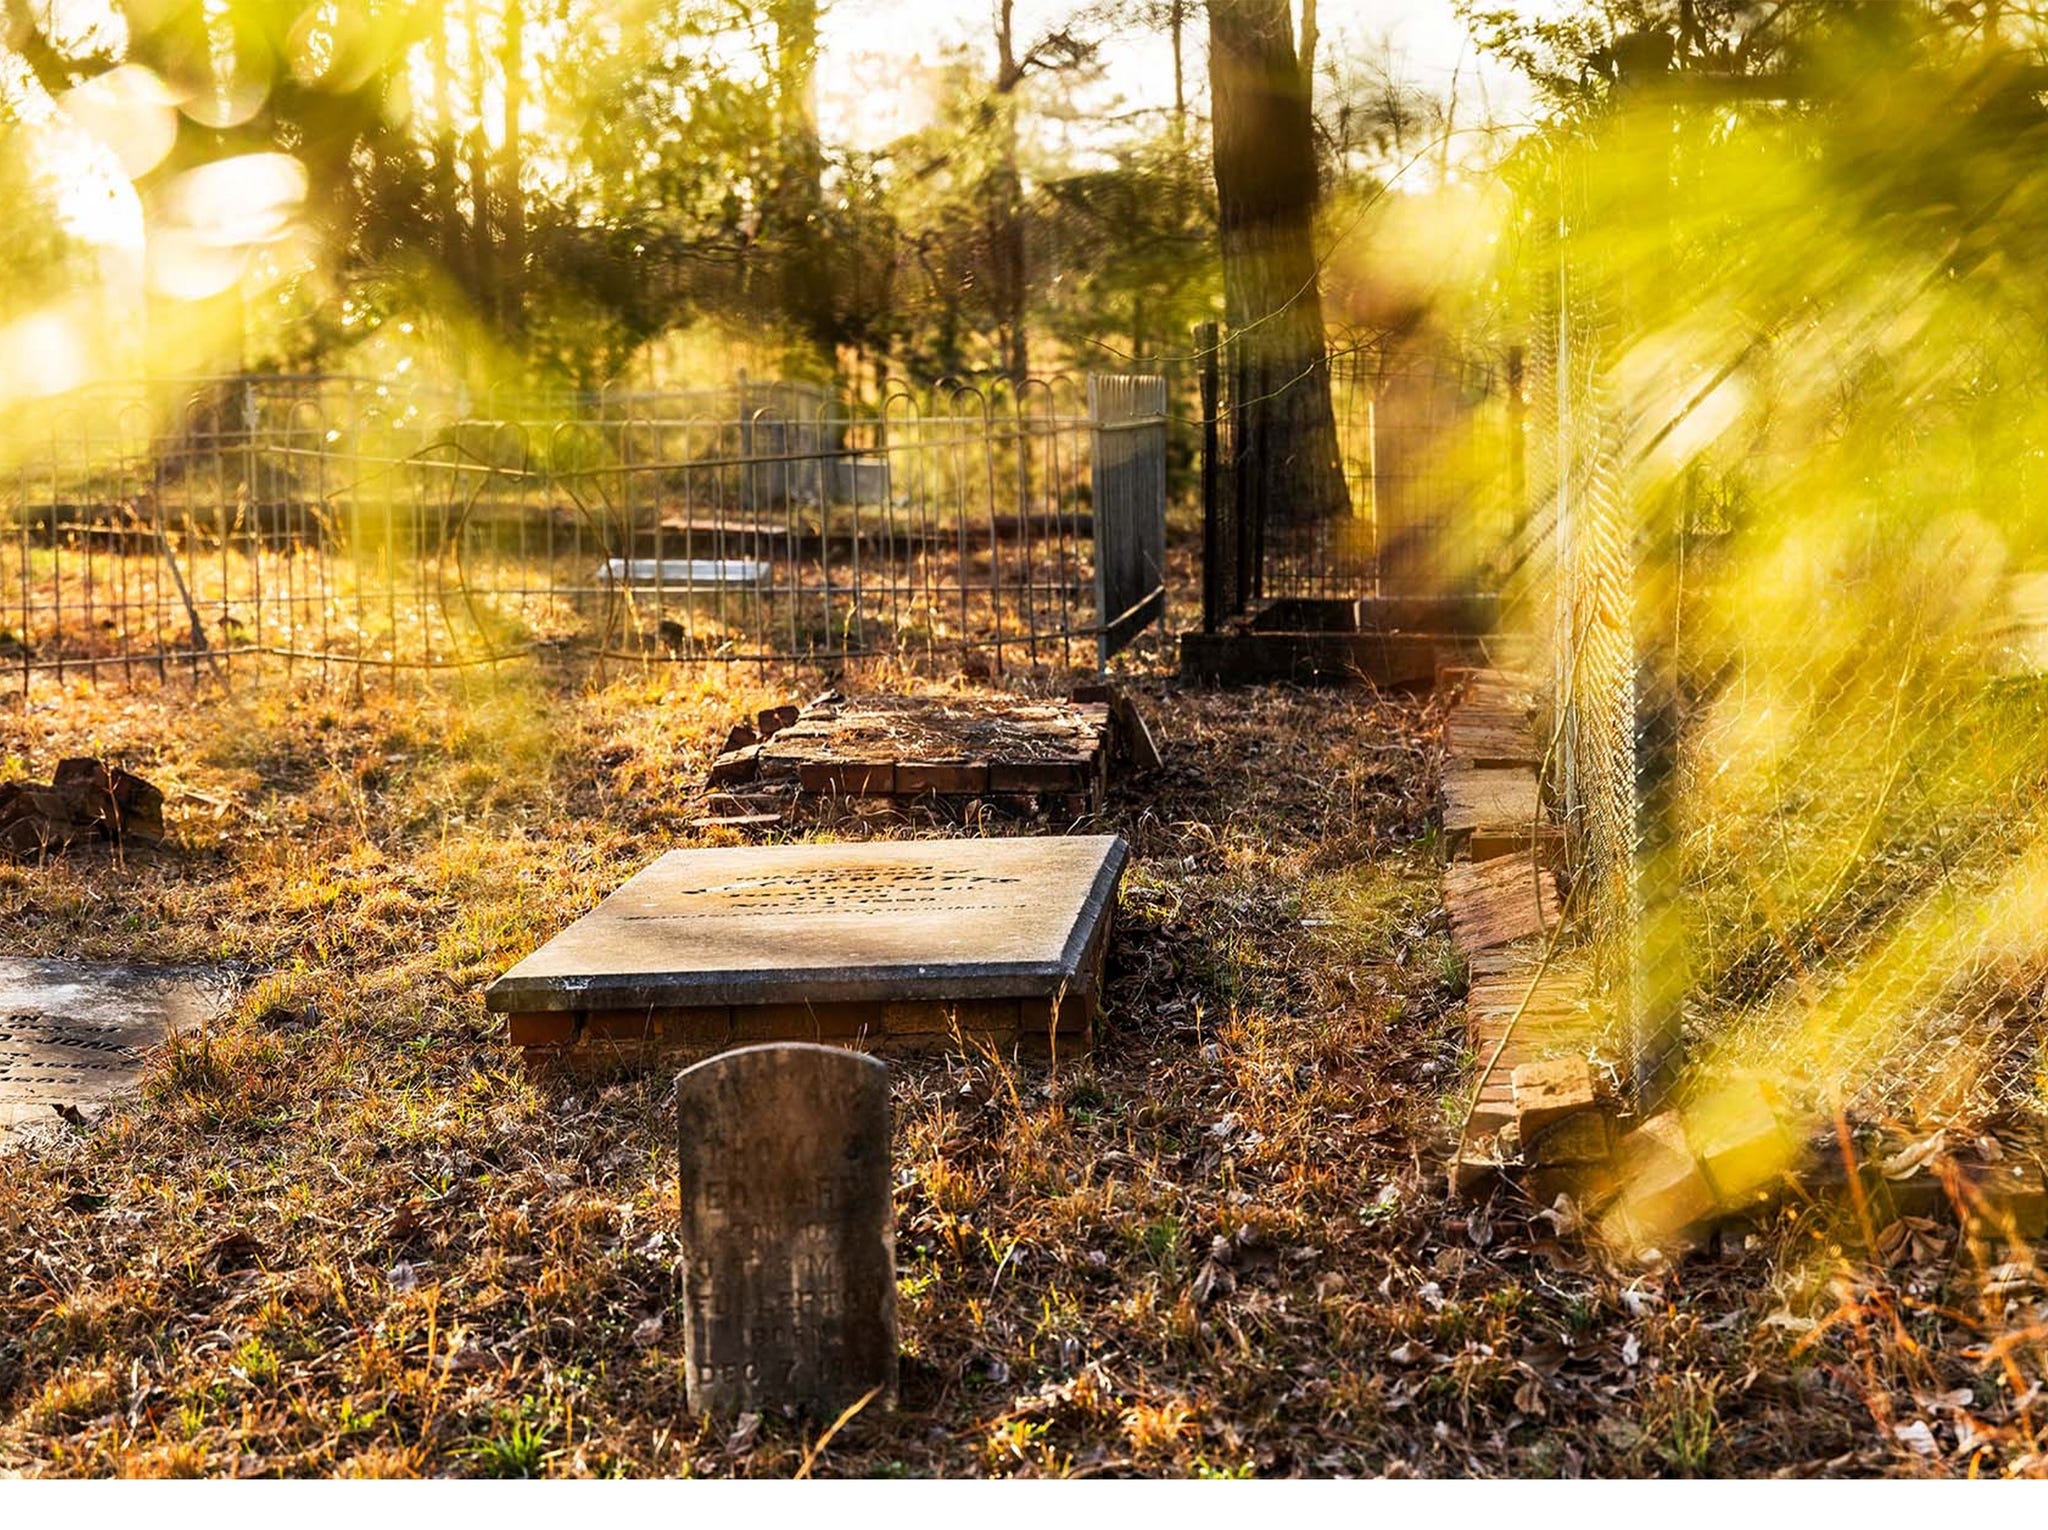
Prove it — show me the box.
[0,959,226,1129]
[488,835,1127,1057]
[676,1043,896,1415]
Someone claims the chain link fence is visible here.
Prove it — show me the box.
[1524,145,1645,1089]
[1526,107,2048,1131]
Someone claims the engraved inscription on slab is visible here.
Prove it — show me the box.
[0,959,227,1129]
[677,1043,896,1415]
[486,834,1128,1013]
[629,864,1029,918]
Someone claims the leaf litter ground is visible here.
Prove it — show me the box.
[0,662,2039,1477]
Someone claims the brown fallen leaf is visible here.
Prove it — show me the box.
[1192,1258,1236,1305]
[1881,1132,1948,1181]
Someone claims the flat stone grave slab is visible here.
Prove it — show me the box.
[0,958,228,1129]
[488,835,1128,1063]
[677,1043,896,1415]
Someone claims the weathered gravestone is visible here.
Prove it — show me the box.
[489,835,1127,1063]
[676,1042,896,1415]
[0,958,226,1130]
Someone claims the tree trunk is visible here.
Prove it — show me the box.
[1206,0,1349,551]
[1170,0,1188,147]
[769,0,834,364]
[499,0,526,332]
[991,0,1029,388]
[464,0,493,311]
[431,5,461,276]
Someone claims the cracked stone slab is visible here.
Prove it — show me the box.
[1444,852,1561,953]
[1442,764,1542,836]
[1446,706,1543,768]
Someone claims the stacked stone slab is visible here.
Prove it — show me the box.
[1439,670,1562,863]
[1437,666,1605,1196]
[699,691,1116,829]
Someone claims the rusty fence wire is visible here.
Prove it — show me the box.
[0,372,1168,689]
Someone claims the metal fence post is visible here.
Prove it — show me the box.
[1233,333,1262,611]
[1198,321,1223,633]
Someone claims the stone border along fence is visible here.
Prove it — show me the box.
[1439,665,2047,1254]
[1436,661,1762,1247]
[0,371,1169,690]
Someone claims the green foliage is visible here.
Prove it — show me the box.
[465,1412,560,1478]
[1036,130,1219,366]
[0,0,1234,388]
[0,132,81,324]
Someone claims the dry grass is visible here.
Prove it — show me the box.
[0,656,2039,1477]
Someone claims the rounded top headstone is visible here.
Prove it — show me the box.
[675,1043,897,1416]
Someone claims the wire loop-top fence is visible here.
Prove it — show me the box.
[0,371,1167,690]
